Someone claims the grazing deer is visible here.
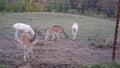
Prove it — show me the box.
[13,23,35,43]
[45,25,68,42]
[19,30,40,61]
[71,23,79,40]
[34,28,45,39]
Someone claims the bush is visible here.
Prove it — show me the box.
[44,2,69,13]
[56,3,69,12]
[68,9,79,14]
[44,3,55,12]
[98,12,108,18]
[0,0,8,11]
[5,3,26,12]
[82,10,98,17]
[12,4,26,12]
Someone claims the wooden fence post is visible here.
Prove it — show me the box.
[112,0,120,61]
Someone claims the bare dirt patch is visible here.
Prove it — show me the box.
[0,33,119,68]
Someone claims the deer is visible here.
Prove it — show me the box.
[34,28,45,39]
[19,29,41,61]
[45,25,68,43]
[71,23,79,40]
[13,23,35,44]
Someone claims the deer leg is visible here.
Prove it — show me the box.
[56,33,60,41]
[52,33,55,41]
[72,29,75,40]
[15,30,19,43]
[29,46,34,59]
[45,32,49,41]
[73,29,78,40]
[23,48,27,61]
[51,33,55,45]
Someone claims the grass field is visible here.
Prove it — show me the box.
[0,12,120,68]
[0,62,120,68]
[0,12,116,40]
[1,62,120,68]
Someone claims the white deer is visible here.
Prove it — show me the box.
[13,23,35,43]
[71,23,79,40]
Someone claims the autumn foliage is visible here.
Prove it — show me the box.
[0,0,118,18]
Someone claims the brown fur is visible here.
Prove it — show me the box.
[45,25,68,41]
[19,32,36,61]
[20,33,35,47]
[52,25,68,39]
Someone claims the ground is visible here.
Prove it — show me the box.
[0,12,120,68]
[0,33,118,68]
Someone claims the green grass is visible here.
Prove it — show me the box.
[77,62,120,68]
[0,12,119,67]
[0,64,12,68]
[0,12,116,40]
[0,62,120,68]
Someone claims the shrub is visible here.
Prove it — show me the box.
[44,3,55,12]
[56,3,69,12]
[5,3,26,12]
[98,12,108,18]
[12,4,26,12]
[0,0,8,11]
[68,9,79,14]
[82,10,98,17]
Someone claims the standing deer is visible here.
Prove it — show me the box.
[19,29,41,61]
[71,23,79,40]
[45,25,68,42]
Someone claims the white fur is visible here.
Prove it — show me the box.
[13,23,35,43]
[71,23,79,40]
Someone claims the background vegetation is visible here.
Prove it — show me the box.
[0,0,118,18]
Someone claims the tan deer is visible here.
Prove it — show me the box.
[19,29,41,61]
[45,25,68,42]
